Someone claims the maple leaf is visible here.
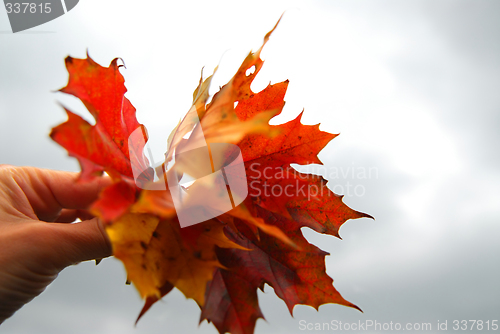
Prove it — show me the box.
[50,54,152,182]
[201,214,360,334]
[50,17,372,334]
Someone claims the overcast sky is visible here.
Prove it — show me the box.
[1,1,499,333]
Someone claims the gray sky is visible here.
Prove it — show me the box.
[1,1,499,333]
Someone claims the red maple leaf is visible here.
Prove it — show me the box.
[50,18,372,334]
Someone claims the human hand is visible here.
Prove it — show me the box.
[0,166,112,324]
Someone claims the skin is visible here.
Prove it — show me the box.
[0,165,112,324]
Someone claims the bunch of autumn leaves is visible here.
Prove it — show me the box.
[50,23,370,334]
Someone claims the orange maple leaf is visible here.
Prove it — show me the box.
[50,18,372,334]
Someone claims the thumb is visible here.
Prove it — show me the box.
[48,218,112,268]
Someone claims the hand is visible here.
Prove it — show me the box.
[0,165,112,324]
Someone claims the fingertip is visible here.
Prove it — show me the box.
[55,218,112,266]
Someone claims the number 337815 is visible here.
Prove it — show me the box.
[452,320,498,331]
[5,3,52,14]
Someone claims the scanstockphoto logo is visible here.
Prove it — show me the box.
[128,111,248,229]
[3,0,79,33]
